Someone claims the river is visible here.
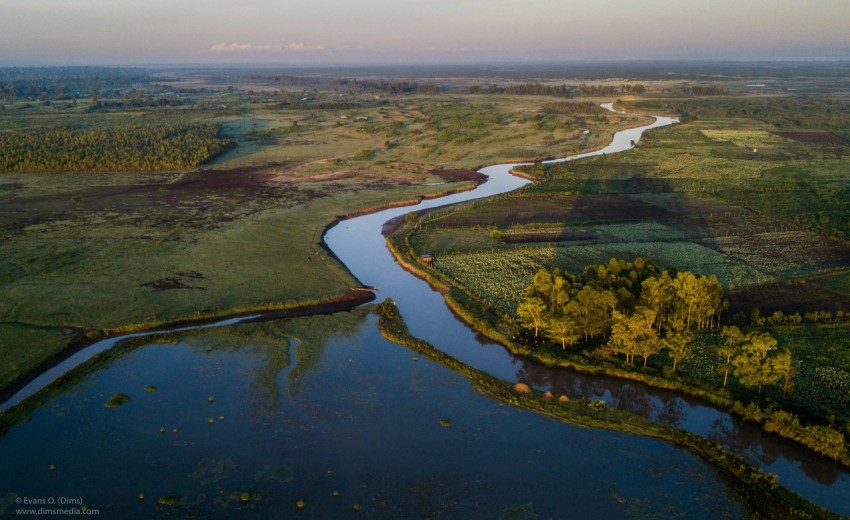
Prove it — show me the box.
[0,106,847,518]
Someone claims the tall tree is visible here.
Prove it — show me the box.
[610,307,662,366]
[566,286,617,340]
[664,330,694,372]
[732,331,789,393]
[543,315,581,350]
[517,297,548,338]
[718,325,745,387]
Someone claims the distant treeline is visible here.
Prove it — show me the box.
[542,101,609,116]
[0,123,234,173]
[0,67,151,101]
[467,82,647,97]
[667,84,726,97]
[332,79,440,95]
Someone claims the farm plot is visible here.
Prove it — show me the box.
[809,269,850,298]
[433,247,559,314]
[707,231,850,278]
[434,239,774,315]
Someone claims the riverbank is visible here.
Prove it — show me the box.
[0,288,374,408]
[374,298,840,520]
[387,209,850,467]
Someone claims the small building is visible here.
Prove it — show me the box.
[420,254,434,264]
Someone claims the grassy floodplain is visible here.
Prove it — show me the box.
[0,66,647,395]
[391,76,850,464]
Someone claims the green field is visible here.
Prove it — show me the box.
[0,70,649,394]
[392,88,850,455]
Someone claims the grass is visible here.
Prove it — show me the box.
[389,92,850,463]
[0,85,648,395]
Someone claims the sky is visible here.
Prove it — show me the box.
[1,0,849,65]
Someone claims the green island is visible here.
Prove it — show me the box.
[2,63,850,516]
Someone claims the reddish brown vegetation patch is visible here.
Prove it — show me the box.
[428,168,488,185]
[141,271,206,291]
[771,131,849,144]
[726,281,850,317]
[141,277,197,291]
[572,195,677,220]
[503,230,598,244]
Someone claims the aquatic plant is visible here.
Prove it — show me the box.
[104,393,130,408]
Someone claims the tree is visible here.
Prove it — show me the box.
[732,331,789,393]
[664,330,694,372]
[639,271,673,332]
[543,315,580,350]
[517,297,548,338]
[718,325,745,387]
[566,286,617,340]
[610,307,662,366]
[771,349,796,394]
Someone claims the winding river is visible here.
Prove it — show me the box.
[324,105,850,515]
[1,105,848,517]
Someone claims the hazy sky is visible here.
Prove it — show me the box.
[2,0,849,64]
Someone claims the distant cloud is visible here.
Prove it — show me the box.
[209,42,330,53]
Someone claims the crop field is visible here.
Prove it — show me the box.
[415,94,850,321]
[433,240,773,314]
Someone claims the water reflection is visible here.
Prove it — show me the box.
[0,314,746,519]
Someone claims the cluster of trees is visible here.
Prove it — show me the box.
[517,258,724,366]
[333,79,439,95]
[0,123,234,173]
[515,258,797,396]
[747,308,847,326]
[667,84,726,97]
[542,102,608,116]
[719,326,794,394]
[468,83,572,97]
[0,66,150,102]
[576,83,646,96]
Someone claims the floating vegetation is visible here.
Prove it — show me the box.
[240,493,250,503]
[138,493,145,501]
[49,464,55,472]
[499,502,538,520]
[296,500,305,509]
[208,396,215,403]
[353,503,362,511]
[254,464,294,484]
[439,419,452,427]
[159,427,166,433]
[192,458,237,486]
[144,386,157,392]
[158,495,177,506]
[104,393,130,408]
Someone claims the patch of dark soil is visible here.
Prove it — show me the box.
[573,194,678,221]
[141,277,202,291]
[177,270,205,279]
[726,281,850,317]
[772,131,849,144]
[503,230,598,243]
[169,164,284,192]
[428,168,488,184]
